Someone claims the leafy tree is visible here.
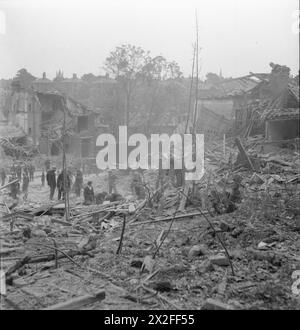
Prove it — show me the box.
[13,68,36,89]
[141,56,182,82]
[205,72,223,85]
[81,73,98,83]
[104,44,185,132]
[104,44,149,125]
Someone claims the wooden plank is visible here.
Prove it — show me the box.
[42,290,105,310]
[0,179,19,191]
[1,211,34,222]
[235,137,255,171]
[130,211,204,226]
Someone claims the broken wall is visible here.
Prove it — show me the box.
[6,90,41,145]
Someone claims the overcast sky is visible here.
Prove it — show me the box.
[0,0,299,80]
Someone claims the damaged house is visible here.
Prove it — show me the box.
[0,80,41,158]
[193,74,265,138]
[35,92,101,159]
[2,80,104,160]
[196,63,299,139]
[197,74,268,135]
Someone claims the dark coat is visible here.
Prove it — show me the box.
[22,176,29,192]
[57,172,71,191]
[0,169,6,179]
[84,186,94,203]
[46,170,56,188]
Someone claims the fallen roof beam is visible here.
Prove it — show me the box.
[42,290,105,310]
[0,179,19,191]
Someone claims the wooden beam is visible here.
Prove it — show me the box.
[42,290,105,310]
[0,179,19,191]
[235,137,255,171]
[129,211,205,226]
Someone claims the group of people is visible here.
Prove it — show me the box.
[46,167,72,201]
[46,167,86,201]
[0,163,35,188]
[1,163,35,200]
[45,167,124,206]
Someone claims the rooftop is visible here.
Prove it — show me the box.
[263,108,300,121]
[198,74,268,99]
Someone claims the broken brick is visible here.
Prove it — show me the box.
[188,245,207,259]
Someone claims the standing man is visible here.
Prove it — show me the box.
[57,170,63,200]
[74,169,83,197]
[131,170,144,199]
[9,175,19,200]
[84,181,95,205]
[174,168,184,188]
[22,172,30,201]
[57,170,71,200]
[29,164,35,181]
[0,168,6,186]
[46,167,56,200]
[56,170,64,200]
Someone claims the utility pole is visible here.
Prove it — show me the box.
[191,10,201,199]
[61,96,70,221]
[192,10,200,135]
[184,44,196,134]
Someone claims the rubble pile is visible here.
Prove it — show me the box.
[0,136,299,310]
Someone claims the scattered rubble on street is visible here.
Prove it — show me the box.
[1,133,299,310]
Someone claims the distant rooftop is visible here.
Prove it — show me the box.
[198,74,269,99]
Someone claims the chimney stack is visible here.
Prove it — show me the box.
[269,63,291,97]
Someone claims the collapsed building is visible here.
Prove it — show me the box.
[32,71,118,113]
[1,79,109,163]
[195,63,299,143]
